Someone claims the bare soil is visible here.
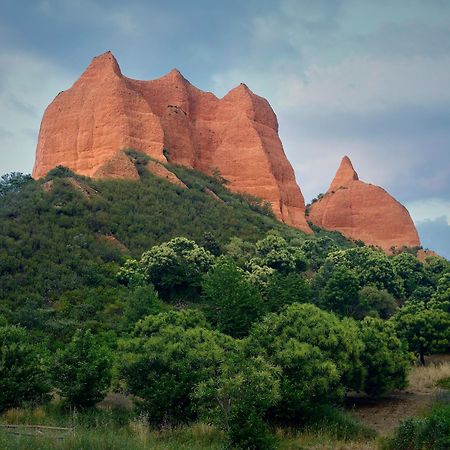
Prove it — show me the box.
[346,354,450,436]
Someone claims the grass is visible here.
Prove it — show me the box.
[0,404,378,450]
[436,377,450,390]
[407,360,450,393]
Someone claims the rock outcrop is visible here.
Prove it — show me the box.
[308,156,420,252]
[33,51,311,233]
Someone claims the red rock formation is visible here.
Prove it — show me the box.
[33,51,311,233]
[308,156,420,252]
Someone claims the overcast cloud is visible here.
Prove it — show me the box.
[0,0,448,256]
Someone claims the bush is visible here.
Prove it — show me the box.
[120,237,214,299]
[0,325,50,411]
[248,303,364,418]
[117,314,236,424]
[195,352,280,449]
[393,303,450,364]
[202,259,265,338]
[358,317,410,396]
[357,285,397,319]
[263,272,311,312]
[51,329,112,407]
[387,403,450,450]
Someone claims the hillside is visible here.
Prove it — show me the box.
[0,157,349,317]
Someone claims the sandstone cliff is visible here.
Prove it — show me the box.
[308,156,420,252]
[33,51,311,233]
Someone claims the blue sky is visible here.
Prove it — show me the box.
[0,0,449,257]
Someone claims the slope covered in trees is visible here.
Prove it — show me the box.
[0,161,449,449]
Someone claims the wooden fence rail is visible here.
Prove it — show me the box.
[0,424,75,440]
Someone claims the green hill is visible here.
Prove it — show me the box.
[0,158,350,316]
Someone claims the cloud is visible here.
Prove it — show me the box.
[0,50,73,175]
[406,198,450,225]
[416,216,450,259]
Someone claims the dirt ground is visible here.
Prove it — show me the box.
[346,354,450,436]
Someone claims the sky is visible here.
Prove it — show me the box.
[0,0,449,257]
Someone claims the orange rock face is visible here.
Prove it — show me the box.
[308,156,420,252]
[33,51,311,233]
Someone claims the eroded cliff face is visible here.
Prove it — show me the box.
[308,156,420,252]
[33,51,311,233]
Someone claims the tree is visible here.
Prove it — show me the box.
[393,304,450,364]
[357,285,397,319]
[391,252,428,298]
[200,232,221,256]
[0,325,50,411]
[127,237,214,298]
[263,272,311,312]
[202,259,265,338]
[429,273,450,312]
[133,308,209,337]
[0,172,32,196]
[117,317,236,424]
[249,304,364,418]
[358,317,410,396]
[325,247,404,298]
[124,285,165,326]
[299,237,338,270]
[319,266,361,317]
[255,233,307,274]
[194,352,280,450]
[51,329,111,407]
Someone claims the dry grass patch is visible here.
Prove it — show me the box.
[408,360,450,393]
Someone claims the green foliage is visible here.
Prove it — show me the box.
[0,172,32,196]
[318,266,361,317]
[194,353,280,450]
[358,317,410,396]
[393,303,450,364]
[387,403,450,450]
[323,247,405,298]
[121,237,214,298]
[51,329,112,407]
[202,259,265,338]
[436,377,450,389]
[249,304,364,418]
[299,236,339,270]
[133,309,209,337]
[357,285,398,319]
[254,233,307,274]
[430,272,450,312]
[124,285,165,326]
[392,252,428,297]
[263,272,312,312]
[117,314,236,424]
[0,325,50,411]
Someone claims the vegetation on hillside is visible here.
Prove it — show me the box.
[0,162,449,449]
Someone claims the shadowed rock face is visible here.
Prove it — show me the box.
[308,156,420,253]
[33,51,311,233]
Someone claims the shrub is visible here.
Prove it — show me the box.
[357,285,397,319]
[195,352,280,449]
[387,403,450,450]
[51,329,112,407]
[358,317,410,396]
[202,259,265,338]
[117,313,236,424]
[393,303,450,364]
[0,325,50,411]
[248,303,364,418]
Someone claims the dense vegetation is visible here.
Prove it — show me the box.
[0,164,449,449]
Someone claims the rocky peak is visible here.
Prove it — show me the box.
[78,51,122,82]
[308,158,420,253]
[329,155,359,192]
[32,51,311,233]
